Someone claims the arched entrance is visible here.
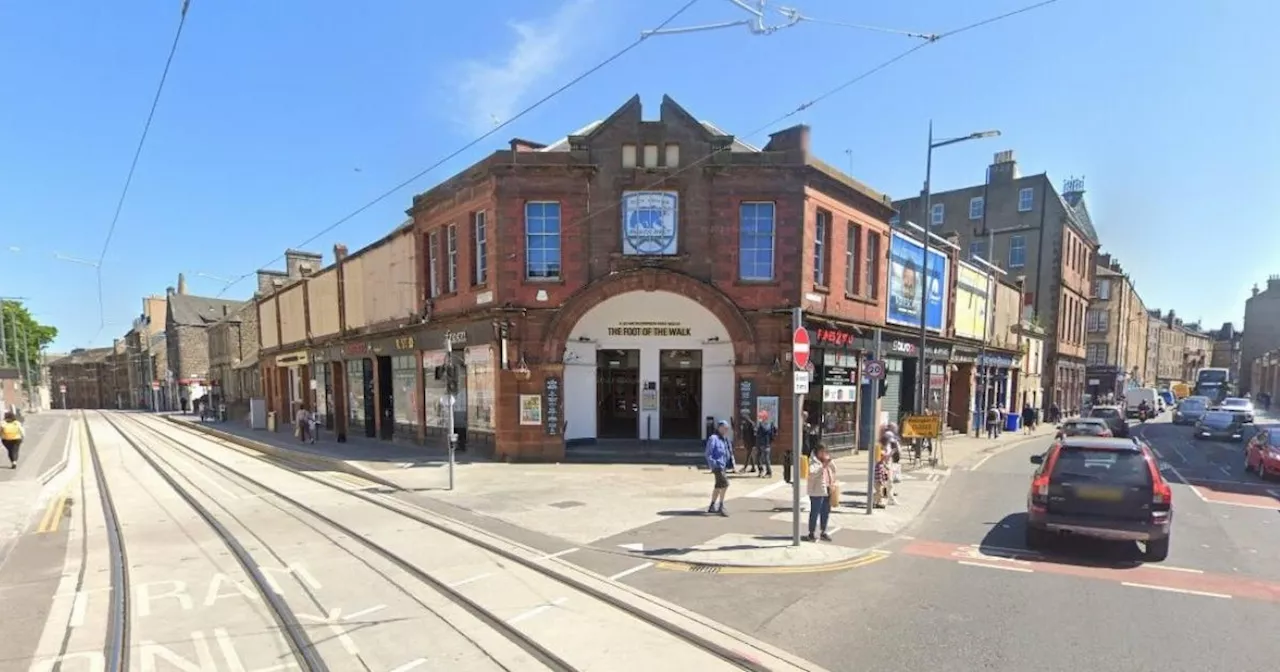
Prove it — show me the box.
[544,271,753,445]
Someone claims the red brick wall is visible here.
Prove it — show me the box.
[412,178,500,319]
[802,186,891,326]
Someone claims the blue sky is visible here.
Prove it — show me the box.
[2,0,1276,352]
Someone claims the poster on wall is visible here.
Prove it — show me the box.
[519,394,543,426]
[953,262,991,340]
[621,191,679,256]
[543,375,561,436]
[887,231,949,332]
[737,378,756,421]
[757,396,780,426]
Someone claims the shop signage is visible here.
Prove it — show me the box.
[621,191,679,256]
[979,353,1017,369]
[344,342,370,358]
[885,337,951,361]
[737,378,755,420]
[544,375,562,436]
[952,348,979,364]
[276,352,309,366]
[821,362,857,403]
[809,325,859,348]
[606,321,692,337]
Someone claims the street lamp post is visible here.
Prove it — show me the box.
[916,122,1001,416]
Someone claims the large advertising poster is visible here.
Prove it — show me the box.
[887,231,949,332]
[953,262,991,340]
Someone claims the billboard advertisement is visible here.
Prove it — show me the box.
[887,231,949,332]
[953,261,991,340]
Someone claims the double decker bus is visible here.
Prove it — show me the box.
[1193,367,1232,403]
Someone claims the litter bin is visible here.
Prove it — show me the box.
[267,411,276,432]
[1005,413,1021,432]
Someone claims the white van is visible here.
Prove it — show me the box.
[1124,387,1160,418]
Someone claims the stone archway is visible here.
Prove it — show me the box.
[540,268,756,364]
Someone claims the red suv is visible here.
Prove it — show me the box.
[1245,428,1280,479]
[1027,437,1173,562]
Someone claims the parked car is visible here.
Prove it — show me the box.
[1245,427,1280,479]
[1057,418,1113,439]
[1194,410,1246,442]
[1088,405,1129,438]
[1172,397,1209,425]
[1219,397,1255,424]
[1026,436,1173,561]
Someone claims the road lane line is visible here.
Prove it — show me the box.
[1163,462,1209,502]
[609,562,653,581]
[970,453,996,472]
[1145,564,1205,574]
[507,597,568,624]
[1171,444,1189,464]
[1219,465,1232,476]
[743,480,788,499]
[957,561,1033,573]
[448,573,492,588]
[1121,582,1231,599]
[1268,489,1280,498]
[539,547,579,560]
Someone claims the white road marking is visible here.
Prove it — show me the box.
[1121,582,1231,599]
[958,560,1033,573]
[743,480,788,499]
[448,573,492,588]
[1145,564,1204,574]
[609,562,653,581]
[1170,444,1189,464]
[507,597,568,624]
[388,660,427,672]
[539,547,579,560]
[343,604,387,621]
[617,542,645,552]
[826,526,842,535]
[1267,489,1280,498]
[1219,465,1232,476]
[970,453,996,472]
[1163,462,1209,502]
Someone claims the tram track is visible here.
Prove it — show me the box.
[117,411,789,671]
[100,410,577,671]
[81,411,325,672]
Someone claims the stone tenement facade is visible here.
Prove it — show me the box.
[163,273,247,408]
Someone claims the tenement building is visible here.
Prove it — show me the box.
[259,95,931,461]
[895,155,1099,413]
[1241,276,1280,394]
[1085,254,1149,400]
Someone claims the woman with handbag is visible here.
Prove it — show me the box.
[804,444,836,542]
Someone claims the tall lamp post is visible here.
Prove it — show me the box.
[916,122,1001,415]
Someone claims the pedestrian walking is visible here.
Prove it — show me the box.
[755,410,776,478]
[739,412,758,474]
[986,405,1001,439]
[705,419,732,516]
[874,443,896,508]
[805,443,835,542]
[294,403,312,443]
[2,411,23,469]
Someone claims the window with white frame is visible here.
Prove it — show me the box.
[739,202,775,281]
[969,239,988,261]
[1096,278,1112,300]
[446,224,458,293]
[1008,235,1026,268]
[930,203,944,226]
[472,211,488,285]
[428,231,440,297]
[525,202,562,280]
[969,196,984,220]
[813,210,830,286]
[1018,187,1034,212]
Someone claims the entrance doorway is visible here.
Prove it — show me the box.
[659,349,702,439]
[597,350,640,438]
[376,356,394,440]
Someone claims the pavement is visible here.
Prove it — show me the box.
[167,412,1059,573]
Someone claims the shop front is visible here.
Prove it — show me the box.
[420,321,497,454]
[803,323,864,453]
[880,334,953,422]
[1086,365,1126,404]
[267,350,310,424]
[949,345,979,433]
[310,347,336,432]
[976,351,1018,419]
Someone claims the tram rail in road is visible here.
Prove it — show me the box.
[80,411,798,672]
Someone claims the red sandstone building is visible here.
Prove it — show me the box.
[259,95,923,461]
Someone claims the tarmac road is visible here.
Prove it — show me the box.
[621,415,1280,671]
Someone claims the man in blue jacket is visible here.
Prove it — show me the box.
[705,419,732,516]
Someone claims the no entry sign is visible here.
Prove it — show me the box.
[792,327,810,370]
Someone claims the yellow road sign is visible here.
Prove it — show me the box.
[901,415,941,439]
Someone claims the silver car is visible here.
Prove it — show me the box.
[1219,397,1255,424]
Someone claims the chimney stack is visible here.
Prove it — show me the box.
[177,273,187,295]
[987,150,1020,185]
[334,244,348,262]
[763,124,811,155]
[1252,283,1260,298]
[166,286,176,296]
[285,249,323,280]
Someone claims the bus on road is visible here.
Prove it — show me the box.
[1194,367,1232,403]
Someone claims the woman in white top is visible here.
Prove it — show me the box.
[805,444,836,542]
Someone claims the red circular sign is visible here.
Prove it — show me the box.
[792,327,811,370]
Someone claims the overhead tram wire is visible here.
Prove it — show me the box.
[94,0,193,328]
[218,0,1062,299]
[216,0,706,298]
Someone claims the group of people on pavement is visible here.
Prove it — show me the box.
[982,402,1047,438]
[703,415,904,539]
